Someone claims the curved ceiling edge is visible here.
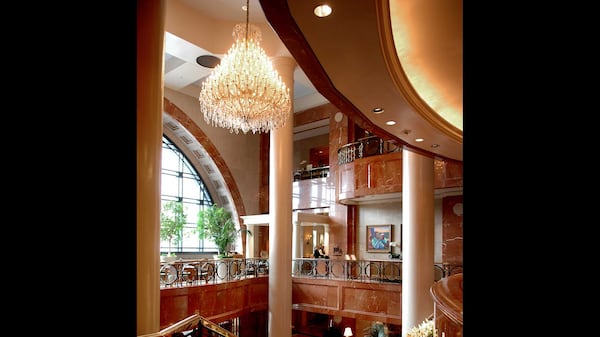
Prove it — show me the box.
[376,1,462,144]
[259,0,406,144]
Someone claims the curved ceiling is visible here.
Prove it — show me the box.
[166,0,462,161]
[262,0,462,161]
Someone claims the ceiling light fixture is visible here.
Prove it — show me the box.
[314,4,333,17]
[385,120,396,125]
[372,107,384,114]
[198,0,291,134]
[196,55,221,68]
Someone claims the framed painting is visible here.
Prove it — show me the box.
[367,224,392,253]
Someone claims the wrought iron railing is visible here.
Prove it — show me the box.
[337,136,401,165]
[293,165,330,181]
[159,257,461,287]
[160,257,269,287]
[291,258,462,283]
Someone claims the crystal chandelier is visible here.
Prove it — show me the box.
[199,0,291,134]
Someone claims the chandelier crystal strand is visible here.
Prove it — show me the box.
[198,3,291,134]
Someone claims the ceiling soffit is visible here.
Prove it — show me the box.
[261,0,462,161]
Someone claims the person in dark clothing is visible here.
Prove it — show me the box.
[314,245,329,258]
[314,246,322,258]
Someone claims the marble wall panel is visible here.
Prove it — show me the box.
[342,287,401,316]
[292,283,335,307]
[434,158,463,188]
[161,277,405,329]
[338,152,403,202]
[337,164,356,200]
[291,278,402,324]
[160,292,189,328]
[379,158,403,193]
[160,278,269,329]
[338,151,463,203]
[442,195,463,264]
[247,282,269,310]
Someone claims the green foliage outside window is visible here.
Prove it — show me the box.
[160,200,187,255]
[196,204,251,257]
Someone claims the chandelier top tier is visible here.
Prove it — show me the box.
[198,1,291,134]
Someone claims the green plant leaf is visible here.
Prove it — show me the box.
[197,204,251,255]
[160,200,187,255]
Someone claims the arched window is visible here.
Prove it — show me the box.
[161,135,216,253]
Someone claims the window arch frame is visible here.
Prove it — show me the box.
[160,135,218,253]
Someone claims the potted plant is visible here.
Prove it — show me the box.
[364,321,388,337]
[196,204,251,258]
[160,200,187,262]
[407,319,436,337]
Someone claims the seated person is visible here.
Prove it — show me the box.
[313,246,322,258]
[314,245,329,259]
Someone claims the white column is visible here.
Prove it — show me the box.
[137,0,164,335]
[268,56,296,337]
[401,147,435,336]
[246,224,256,257]
[323,224,330,255]
[292,220,302,259]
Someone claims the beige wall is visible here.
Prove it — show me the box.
[357,200,443,261]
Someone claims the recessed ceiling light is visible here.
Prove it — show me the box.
[373,107,384,114]
[314,4,332,17]
[431,144,439,148]
[385,120,396,125]
[415,138,424,142]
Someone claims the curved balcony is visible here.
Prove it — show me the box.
[159,257,462,329]
[430,273,463,337]
[336,136,462,204]
[337,136,400,165]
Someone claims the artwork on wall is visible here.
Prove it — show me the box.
[332,245,343,256]
[367,224,392,253]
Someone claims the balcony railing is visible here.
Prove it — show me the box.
[160,257,269,288]
[337,135,401,165]
[293,165,329,181]
[292,258,462,283]
[159,257,461,287]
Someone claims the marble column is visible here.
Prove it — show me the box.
[401,147,435,336]
[268,56,296,337]
[136,0,164,335]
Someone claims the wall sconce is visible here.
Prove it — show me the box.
[343,327,353,336]
[304,233,313,245]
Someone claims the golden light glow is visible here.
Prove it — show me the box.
[389,0,463,131]
[199,1,291,134]
[314,4,333,17]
